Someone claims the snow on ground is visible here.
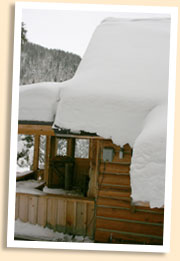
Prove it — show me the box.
[15,219,93,242]
[19,82,63,122]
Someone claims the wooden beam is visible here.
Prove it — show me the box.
[87,140,100,198]
[18,124,104,139]
[18,124,55,136]
[67,138,75,158]
[16,192,95,203]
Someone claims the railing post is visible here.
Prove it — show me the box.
[33,134,40,172]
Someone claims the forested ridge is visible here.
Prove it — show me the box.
[20,42,81,85]
[18,24,85,170]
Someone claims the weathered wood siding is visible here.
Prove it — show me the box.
[15,193,95,238]
[95,140,164,245]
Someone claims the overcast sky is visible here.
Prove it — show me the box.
[22,9,124,57]
[22,9,166,57]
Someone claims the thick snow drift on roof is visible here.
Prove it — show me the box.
[54,17,170,208]
[19,82,62,122]
[54,17,170,146]
[130,104,167,208]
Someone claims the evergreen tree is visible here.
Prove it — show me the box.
[21,22,28,46]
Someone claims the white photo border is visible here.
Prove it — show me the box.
[7,1,178,253]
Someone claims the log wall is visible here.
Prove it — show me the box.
[95,140,164,245]
[15,193,95,238]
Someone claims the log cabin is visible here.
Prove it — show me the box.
[15,16,169,244]
[16,122,164,244]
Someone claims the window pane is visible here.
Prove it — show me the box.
[17,134,34,172]
[57,139,67,156]
[75,139,89,158]
[38,135,46,169]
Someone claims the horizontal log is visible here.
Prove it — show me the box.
[96,197,131,208]
[96,216,163,237]
[99,184,131,192]
[134,205,164,214]
[98,173,130,186]
[96,206,164,224]
[16,192,94,204]
[100,161,131,165]
[18,124,55,136]
[99,163,130,174]
[95,229,163,245]
[98,188,131,200]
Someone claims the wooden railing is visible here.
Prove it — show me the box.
[15,193,95,238]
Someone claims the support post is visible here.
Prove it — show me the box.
[67,138,75,158]
[44,136,51,185]
[33,134,40,172]
[87,139,100,198]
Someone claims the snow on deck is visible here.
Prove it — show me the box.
[16,180,46,195]
[43,186,84,197]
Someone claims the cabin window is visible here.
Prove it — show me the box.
[75,139,89,158]
[17,134,34,172]
[103,147,115,162]
[38,135,46,169]
[56,138,67,156]
[119,148,124,159]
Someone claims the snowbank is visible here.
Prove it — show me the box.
[19,82,63,122]
[53,17,170,207]
[15,219,93,242]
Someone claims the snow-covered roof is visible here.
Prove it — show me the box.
[18,16,170,208]
[54,17,170,145]
[19,82,62,122]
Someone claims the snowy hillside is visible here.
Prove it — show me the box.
[18,41,82,169]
